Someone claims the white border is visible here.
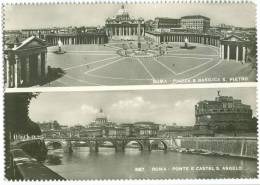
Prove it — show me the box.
[5,82,258,93]
[0,0,259,185]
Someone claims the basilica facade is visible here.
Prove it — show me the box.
[105,5,145,40]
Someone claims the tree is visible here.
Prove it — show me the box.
[5,93,42,180]
[5,92,39,140]
[27,121,42,136]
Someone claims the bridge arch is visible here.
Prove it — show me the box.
[98,140,115,148]
[125,140,144,150]
[150,140,168,151]
[45,140,63,149]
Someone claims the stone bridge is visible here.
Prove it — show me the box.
[45,137,179,153]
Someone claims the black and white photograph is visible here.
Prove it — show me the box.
[3,3,257,88]
[2,0,259,183]
[5,88,258,180]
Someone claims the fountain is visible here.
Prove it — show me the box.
[54,39,66,54]
[180,37,196,49]
[184,37,189,48]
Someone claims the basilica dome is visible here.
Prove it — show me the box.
[116,5,130,20]
[96,108,106,119]
[95,108,107,124]
[117,5,129,15]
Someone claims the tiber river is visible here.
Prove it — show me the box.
[45,147,257,180]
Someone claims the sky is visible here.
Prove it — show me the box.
[4,3,256,30]
[28,87,256,127]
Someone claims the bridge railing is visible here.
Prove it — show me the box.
[44,136,173,141]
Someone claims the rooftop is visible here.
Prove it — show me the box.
[181,15,210,20]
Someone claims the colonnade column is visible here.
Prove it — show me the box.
[219,44,222,58]
[227,45,230,61]
[221,44,224,59]
[18,57,22,86]
[40,52,46,76]
[25,57,30,85]
[236,46,239,62]
[37,54,42,79]
[5,55,9,87]
[242,46,246,63]
[14,55,19,88]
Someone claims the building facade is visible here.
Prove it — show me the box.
[21,28,56,40]
[194,92,253,132]
[180,15,210,32]
[153,17,181,30]
[4,36,48,88]
[132,122,159,137]
[105,5,145,40]
[219,35,250,63]
[158,126,193,137]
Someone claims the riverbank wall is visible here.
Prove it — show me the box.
[8,139,65,180]
[175,137,257,159]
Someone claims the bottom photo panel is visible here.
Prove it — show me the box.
[4,87,258,180]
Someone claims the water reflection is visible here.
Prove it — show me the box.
[45,146,257,179]
[46,149,63,165]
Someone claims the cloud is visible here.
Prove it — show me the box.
[174,99,196,107]
[111,96,150,110]
[80,104,99,114]
[110,96,166,112]
[107,96,170,123]
[29,88,256,127]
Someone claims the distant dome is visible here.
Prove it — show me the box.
[96,108,107,120]
[116,4,129,16]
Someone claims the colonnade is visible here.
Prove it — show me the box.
[162,34,219,46]
[145,32,220,47]
[46,34,108,46]
[5,51,47,88]
[145,32,250,63]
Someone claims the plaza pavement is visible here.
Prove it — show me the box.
[44,42,256,86]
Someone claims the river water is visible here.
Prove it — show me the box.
[45,147,257,180]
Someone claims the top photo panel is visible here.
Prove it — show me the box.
[4,3,257,88]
